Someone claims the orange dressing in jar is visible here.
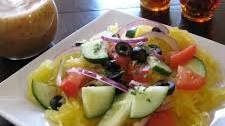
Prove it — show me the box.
[0,0,58,59]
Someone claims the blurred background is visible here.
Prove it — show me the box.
[53,0,224,43]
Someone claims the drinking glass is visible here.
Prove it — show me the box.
[140,0,170,11]
[180,0,221,22]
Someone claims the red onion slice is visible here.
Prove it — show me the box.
[117,19,169,37]
[143,32,180,51]
[56,60,64,86]
[53,46,80,59]
[101,35,148,43]
[150,49,163,60]
[129,80,143,88]
[67,68,129,92]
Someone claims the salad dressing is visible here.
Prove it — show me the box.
[0,0,57,59]
[0,0,42,17]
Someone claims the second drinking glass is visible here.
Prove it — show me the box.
[180,0,221,22]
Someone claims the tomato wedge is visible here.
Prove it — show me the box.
[60,73,88,97]
[107,43,116,58]
[112,53,131,70]
[108,44,131,70]
[146,109,176,126]
[170,45,196,68]
[128,63,151,83]
[176,66,205,90]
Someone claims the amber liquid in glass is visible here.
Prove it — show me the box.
[141,0,170,11]
[180,0,220,22]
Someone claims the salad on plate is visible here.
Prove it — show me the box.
[27,19,225,126]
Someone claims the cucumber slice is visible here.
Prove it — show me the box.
[98,94,132,126]
[147,56,172,76]
[82,86,115,118]
[130,86,169,118]
[31,81,58,109]
[125,28,137,38]
[81,40,108,63]
[184,57,206,77]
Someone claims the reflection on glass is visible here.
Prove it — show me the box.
[180,0,221,22]
[179,16,213,39]
[140,0,170,11]
[140,6,171,25]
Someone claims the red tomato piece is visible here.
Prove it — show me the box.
[132,64,151,83]
[125,63,151,83]
[176,66,205,90]
[112,53,131,70]
[60,73,87,97]
[107,43,116,58]
[121,73,133,83]
[132,74,150,83]
[170,45,196,68]
[108,44,131,70]
[162,53,171,64]
[146,109,176,126]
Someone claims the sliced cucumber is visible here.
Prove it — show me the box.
[81,86,115,118]
[130,86,169,118]
[125,28,137,38]
[31,81,58,109]
[184,57,206,77]
[147,56,172,76]
[98,93,132,126]
[81,40,108,63]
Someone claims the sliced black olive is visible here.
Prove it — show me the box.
[125,28,137,38]
[152,27,162,33]
[112,33,120,38]
[131,46,148,63]
[74,42,83,47]
[148,44,162,55]
[155,80,175,95]
[107,71,124,82]
[115,42,132,56]
[50,95,65,110]
[115,89,124,94]
[103,60,121,72]
[107,71,126,95]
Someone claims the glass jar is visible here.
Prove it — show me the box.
[0,0,58,59]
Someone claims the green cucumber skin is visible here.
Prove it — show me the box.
[185,57,206,77]
[97,94,132,126]
[126,29,137,38]
[152,65,171,76]
[32,81,48,109]
[31,81,57,109]
[130,96,167,119]
[148,56,172,76]
[82,86,116,118]
[84,57,109,64]
[81,40,109,64]
[129,86,169,118]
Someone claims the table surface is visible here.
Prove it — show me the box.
[0,0,225,125]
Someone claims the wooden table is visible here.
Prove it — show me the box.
[0,0,224,125]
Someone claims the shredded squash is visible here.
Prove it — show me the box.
[38,27,225,126]
[169,28,225,126]
[45,99,100,126]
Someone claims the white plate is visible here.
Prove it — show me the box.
[0,10,225,126]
